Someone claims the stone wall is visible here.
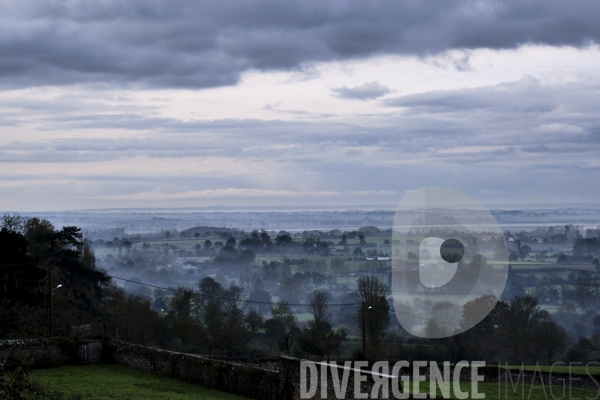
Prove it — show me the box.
[280,356,382,400]
[0,338,82,368]
[6,338,596,400]
[105,340,284,399]
[208,356,280,372]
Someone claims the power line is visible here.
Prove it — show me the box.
[110,274,582,353]
[0,260,593,352]
[108,274,361,307]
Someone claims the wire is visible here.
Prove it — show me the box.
[110,274,580,354]
[0,260,593,352]
[108,274,362,307]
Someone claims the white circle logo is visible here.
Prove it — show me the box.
[391,187,508,338]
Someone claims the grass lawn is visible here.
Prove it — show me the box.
[406,380,600,400]
[32,364,250,400]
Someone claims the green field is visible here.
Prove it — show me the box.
[406,379,600,400]
[505,364,600,376]
[32,364,249,400]
[30,363,600,400]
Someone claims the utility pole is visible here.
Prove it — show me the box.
[48,236,56,338]
[48,262,53,337]
[362,301,367,359]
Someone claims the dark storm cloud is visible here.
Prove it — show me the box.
[0,0,599,88]
[332,81,391,100]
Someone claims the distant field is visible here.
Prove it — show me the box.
[100,233,593,294]
[32,364,249,400]
[294,312,313,322]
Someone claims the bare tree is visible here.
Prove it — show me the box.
[299,290,341,360]
[353,275,391,357]
[314,259,327,274]
[330,258,345,276]
[354,275,390,307]
[1,213,26,233]
[308,290,331,327]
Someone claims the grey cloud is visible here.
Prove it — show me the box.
[386,76,559,113]
[2,74,596,156]
[1,72,600,207]
[0,1,599,88]
[426,52,473,71]
[385,77,600,143]
[521,145,563,153]
[262,101,284,110]
[2,75,597,166]
[332,81,391,100]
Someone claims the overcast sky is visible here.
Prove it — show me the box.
[1,0,599,211]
